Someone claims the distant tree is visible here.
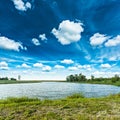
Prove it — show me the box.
[66,73,87,82]
[91,75,94,81]
[18,75,21,80]
[0,77,9,80]
[112,74,119,83]
[10,78,17,81]
[78,73,87,81]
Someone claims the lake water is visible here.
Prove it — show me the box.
[0,82,120,99]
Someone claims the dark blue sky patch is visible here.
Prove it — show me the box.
[0,0,120,80]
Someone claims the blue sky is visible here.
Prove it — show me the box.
[0,0,120,80]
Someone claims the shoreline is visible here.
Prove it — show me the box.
[0,80,120,86]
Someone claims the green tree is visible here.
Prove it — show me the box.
[91,75,94,81]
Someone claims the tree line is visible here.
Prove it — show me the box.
[66,73,120,83]
[0,77,17,81]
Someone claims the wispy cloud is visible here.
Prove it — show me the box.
[42,65,52,72]
[68,66,78,71]
[0,61,9,70]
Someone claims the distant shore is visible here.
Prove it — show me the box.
[0,80,42,84]
[67,80,120,86]
[0,80,120,86]
[0,80,67,84]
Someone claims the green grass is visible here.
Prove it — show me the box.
[0,80,41,84]
[68,80,120,86]
[0,93,120,120]
[0,80,66,84]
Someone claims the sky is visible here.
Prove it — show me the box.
[0,0,120,80]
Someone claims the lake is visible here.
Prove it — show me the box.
[0,82,120,99]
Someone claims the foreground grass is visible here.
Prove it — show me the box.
[0,94,120,120]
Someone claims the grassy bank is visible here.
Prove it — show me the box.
[0,94,120,120]
[69,80,120,86]
[88,80,120,86]
[0,80,41,84]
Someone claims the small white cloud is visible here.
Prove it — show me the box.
[42,65,52,72]
[54,65,65,69]
[90,33,109,46]
[52,20,84,45]
[12,0,31,11]
[109,56,118,61]
[68,66,78,71]
[0,61,9,70]
[17,63,31,68]
[25,2,31,9]
[24,46,27,51]
[39,34,47,41]
[32,38,40,46]
[33,63,43,68]
[78,64,92,71]
[0,36,24,51]
[22,63,31,68]
[82,65,91,69]
[100,63,111,68]
[105,35,120,47]
[77,65,83,69]
[61,59,74,64]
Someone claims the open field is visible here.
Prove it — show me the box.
[0,94,120,120]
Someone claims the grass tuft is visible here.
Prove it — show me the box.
[67,93,85,99]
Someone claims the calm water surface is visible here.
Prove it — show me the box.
[0,82,120,99]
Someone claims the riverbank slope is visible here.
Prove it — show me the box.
[0,94,120,120]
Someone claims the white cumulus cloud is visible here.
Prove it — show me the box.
[52,20,84,45]
[61,59,74,64]
[54,65,65,69]
[105,35,120,47]
[90,33,109,46]
[100,63,111,68]
[0,36,24,51]
[33,63,43,68]
[39,34,47,41]
[17,63,31,68]
[12,0,31,11]
[32,38,40,46]
[0,61,9,70]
